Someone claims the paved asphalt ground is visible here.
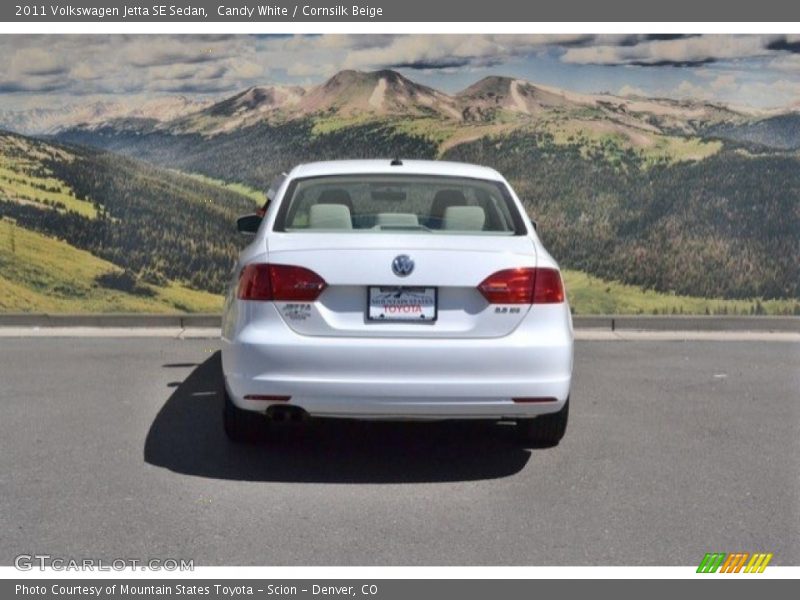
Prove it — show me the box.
[1,337,798,566]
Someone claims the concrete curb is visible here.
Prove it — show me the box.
[0,313,220,328]
[576,315,800,332]
[0,313,797,332]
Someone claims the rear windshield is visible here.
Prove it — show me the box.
[273,175,526,235]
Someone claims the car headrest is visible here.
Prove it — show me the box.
[309,203,353,229]
[442,206,486,231]
[317,189,354,212]
[430,190,467,219]
[375,213,419,227]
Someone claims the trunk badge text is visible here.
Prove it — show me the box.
[391,255,415,277]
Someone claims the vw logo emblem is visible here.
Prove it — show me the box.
[391,254,414,277]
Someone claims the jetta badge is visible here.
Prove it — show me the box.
[391,254,414,277]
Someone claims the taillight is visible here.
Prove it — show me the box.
[269,264,327,301]
[237,264,272,300]
[532,268,565,304]
[478,268,535,304]
[237,264,326,301]
[478,267,564,304]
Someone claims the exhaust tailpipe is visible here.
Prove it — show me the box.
[267,405,308,423]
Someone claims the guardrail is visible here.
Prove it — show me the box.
[0,314,797,332]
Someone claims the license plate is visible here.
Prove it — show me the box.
[367,286,437,322]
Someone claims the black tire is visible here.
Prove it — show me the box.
[222,384,265,443]
[516,398,569,446]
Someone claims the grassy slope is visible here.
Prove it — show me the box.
[563,270,798,316]
[0,222,222,313]
[174,170,264,206]
[2,223,794,315]
[311,114,723,166]
[542,119,722,165]
[3,123,790,315]
[0,135,98,218]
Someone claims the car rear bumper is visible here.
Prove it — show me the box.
[221,303,573,420]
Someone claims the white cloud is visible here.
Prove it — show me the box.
[709,74,737,92]
[672,73,800,109]
[1,34,799,111]
[70,62,100,81]
[562,35,773,66]
[286,62,337,78]
[747,78,800,97]
[617,84,648,97]
[125,38,228,67]
[0,35,268,98]
[9,47,69,76]
[769,53,800,72]
[228,60,268,80]
[340,34,593,70]
[675,75,739,100]
[676,80,710,99]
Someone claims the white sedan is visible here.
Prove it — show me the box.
[221,159,573,444]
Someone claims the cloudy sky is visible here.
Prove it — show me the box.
[2,34,800,111]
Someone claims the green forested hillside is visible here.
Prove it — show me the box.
[56,119,800,302]
[0,134,253,302]
[0,223,222,313]
[0,131,256,296]
[561,270,798,316]
[443,133,800,299]
[5,217,792,314]
[707,113,800,150]
[57,120,439,190]
[5,62,799,313]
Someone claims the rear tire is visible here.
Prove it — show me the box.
[222,384,265,443]
[516,398,569,446]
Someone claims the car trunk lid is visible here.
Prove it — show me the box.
[265,233,537,338]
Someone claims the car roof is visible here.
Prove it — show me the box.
[288,159,506,182]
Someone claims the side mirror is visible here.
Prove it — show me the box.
[237,214,262,235]
[530,219,538,232]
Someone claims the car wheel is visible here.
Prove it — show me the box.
[222,384,265,443]
[516,398,569,446]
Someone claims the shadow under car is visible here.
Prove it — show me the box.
[144,352,536,483]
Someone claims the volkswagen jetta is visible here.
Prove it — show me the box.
[221,159,573,444]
